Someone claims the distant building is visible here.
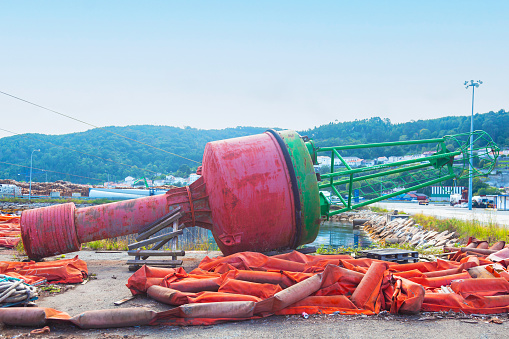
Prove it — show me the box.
[496,195,509,211]
[316,156,343,167]
[174,177,187,185]
[316,156,331,167]
[0,184,21,197]
[342,157,363,168]
[363,159,376,167]
[387,156,402,163]
[153,179,166,186]
[430,186,465,202]
[377,156,388,164]
[124,176,135,186]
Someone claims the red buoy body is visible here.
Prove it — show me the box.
[203,132,297,255]
[20,130,320,259]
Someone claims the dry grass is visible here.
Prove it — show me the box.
[412,213,509,243]
[84,238,129,251]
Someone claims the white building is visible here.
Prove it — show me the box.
[153,179,166,186]
[430,186,465,202]
[363,159,376,167]
[496,195,509,211]
[342,157,364,168]
[0,184,21,197]
[124,176,135,186]
[316,156,332,166]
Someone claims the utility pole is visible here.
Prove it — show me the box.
[464,80,483,210]
[29,149,40,202]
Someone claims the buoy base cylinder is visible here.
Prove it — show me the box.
[21,177,211,259]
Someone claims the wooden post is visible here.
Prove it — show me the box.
[126,209,185,270]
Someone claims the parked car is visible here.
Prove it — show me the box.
[418,199,429,205]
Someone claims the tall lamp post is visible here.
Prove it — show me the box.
[464,80,483,211]
[29,149,40,202]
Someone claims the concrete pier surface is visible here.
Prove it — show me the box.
[373,201,509,227]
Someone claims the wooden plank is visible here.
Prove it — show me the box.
[142,236,175,260]
[468,266,495,279]
[126,259,183,266]
[128,250,185,257]
[114,296,135,306]
[128,230,183,250]
[136,210,183,241]
[137,207,181,235]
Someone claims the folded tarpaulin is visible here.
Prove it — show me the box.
[125,250,509,324]
[4,251,509,329]
[0,217,21,249]
[126,251,425,325]
[0,256,88,284]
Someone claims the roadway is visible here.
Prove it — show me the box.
[373,201,509,227]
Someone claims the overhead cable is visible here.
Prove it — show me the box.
[0,90,201,164]
[0,160,103,182]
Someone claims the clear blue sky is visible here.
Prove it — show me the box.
[1,1,508,138]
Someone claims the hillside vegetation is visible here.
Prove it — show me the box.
[0,110,507,184]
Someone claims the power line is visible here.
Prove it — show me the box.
[0,160,103,182]
[0,90,202,164]
[0,127,159,175]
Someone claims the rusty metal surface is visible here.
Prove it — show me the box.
[20,130,308,258]
[20,178,213,259]
[20,203,80,259]
[75,194,170,243]
[203,132,296,255]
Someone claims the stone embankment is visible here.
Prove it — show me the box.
[330,210,374,223]
[333,210,460,251]
[362,214,459,251]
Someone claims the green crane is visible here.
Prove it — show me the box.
[314,130,499,217]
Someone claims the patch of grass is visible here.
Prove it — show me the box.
[15,236,26,256]
[370,206,407,214]
[40,285,61,293]
[84,238,129,251]
[315,244,376,256]
[315,242,441,256]
[412,213,509,244]
[182,241,218,251]
[370,206,390,213]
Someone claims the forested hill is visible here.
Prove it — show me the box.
[304,109,508,159]
[0,110,507,184]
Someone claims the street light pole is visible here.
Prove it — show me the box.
[29,149,40,202]
[464,80,483,211]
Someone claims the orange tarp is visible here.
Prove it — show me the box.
[0,215,21,248]
[0,256,88,284]
[124,251,509,325]
[5,251,509,328]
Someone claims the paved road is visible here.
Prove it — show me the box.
[373,201,509,227]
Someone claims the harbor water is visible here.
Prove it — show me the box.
[206,220,372,251]
[306,220,372,249]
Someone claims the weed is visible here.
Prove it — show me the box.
[15,236,26,256]
[370,206,390,213]
[412,213,509,243]
[40,285,61,293]
[181,241,218,251]
[83,238,129,251]
[315,243,376,256]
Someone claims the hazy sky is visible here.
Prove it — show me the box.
[1,1,508,139]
